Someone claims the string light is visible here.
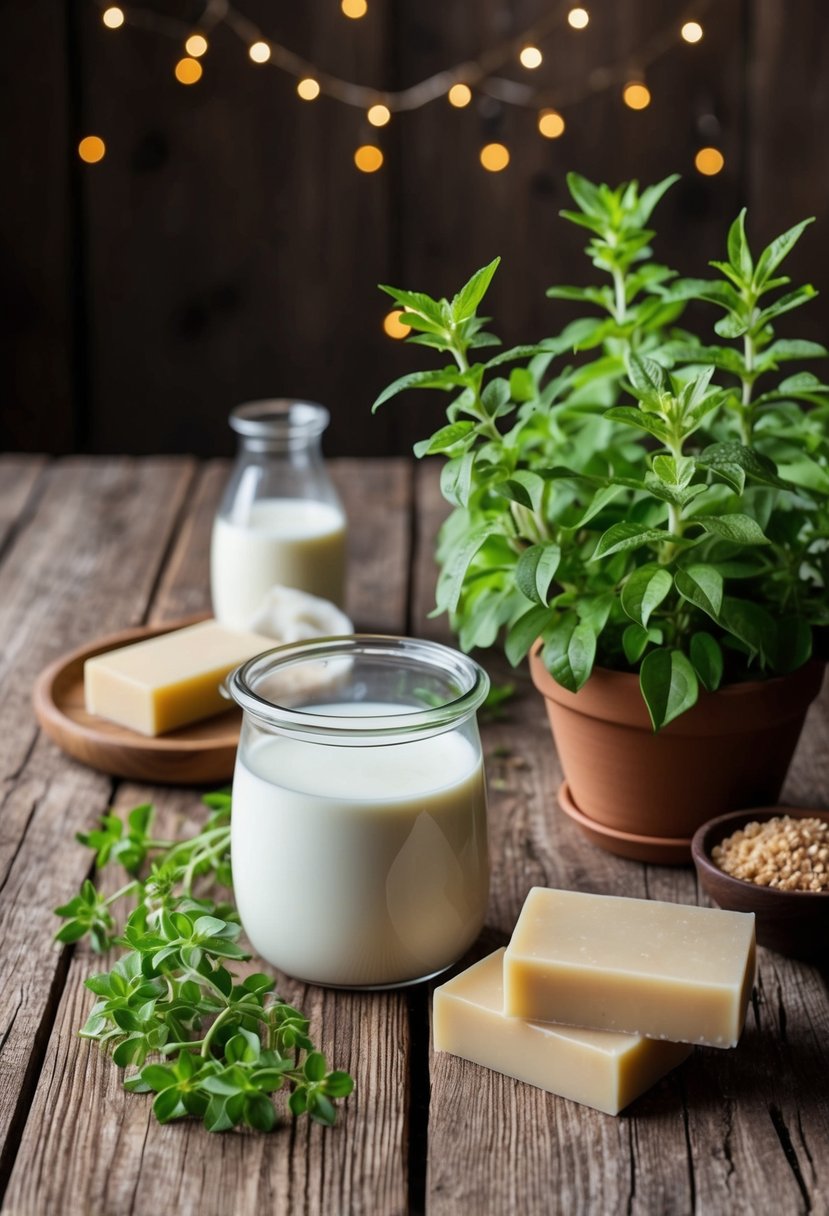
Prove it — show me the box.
[480,142,510,172]
[519,46,543,69]
[695,146,724,175]
[102,7,124,29]
[568,8,590,30]
[622,81,651,110]
[175,57,202,84]
[367,103,391,127]
[538,108,565,138]
[448,83,472,108]
[341,0,368,17]
[78,135,106,163]
[681,21,704,43]
[354,144,383,172]
[185,33,208,58]
[248,40,271,63]
[383,310,411,339]
[297,77,320,101]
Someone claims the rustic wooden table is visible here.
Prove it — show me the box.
[0,454,827,1216]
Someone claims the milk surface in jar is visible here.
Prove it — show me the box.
[211,400,347,628]
[226,637,492,990]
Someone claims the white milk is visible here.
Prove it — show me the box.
[231,706,489,988]
[210,498,346,628]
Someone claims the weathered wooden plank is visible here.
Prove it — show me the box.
[417,460,829,1214]
[0,458,195,1198]
[0,456,48,559]
[5,459,413,1216]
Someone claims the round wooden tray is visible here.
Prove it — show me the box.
[33,617,241,785]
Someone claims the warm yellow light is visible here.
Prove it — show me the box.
[174,57,202,84]
[448,83,472,108]
[567,7,590,29]
[354,144,384,173]
[367,103,391,127]
[681,21,704,43]
[623,81,651,110]
[102,6,124,29]
[185,33,208,57]
[538,108,565,138]
[297,77,321,101]
[341,0,368,17]
[519,45,543,69]
[78,135,106,164]
[383,310,412,339]
[480,142,510,172]
[249,40,271,63]
[695,146,725,176]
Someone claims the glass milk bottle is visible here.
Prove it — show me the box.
[211,400,346,629]
[225,636,491,989]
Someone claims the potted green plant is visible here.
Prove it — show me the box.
[373,174,828,861]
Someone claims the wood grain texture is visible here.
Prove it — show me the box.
[4,459,413,1216]
[0,456,47,558]
[0,458,194,1194]
[416,460,829,1216]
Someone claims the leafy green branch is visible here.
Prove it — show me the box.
[55,793,353,1133]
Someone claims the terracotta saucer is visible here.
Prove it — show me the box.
[557,781,693,865]
[33,616,241,786]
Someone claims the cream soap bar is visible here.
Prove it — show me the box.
[84,620,272,736]
[433,949,691,1115]
[503,888,756,1048]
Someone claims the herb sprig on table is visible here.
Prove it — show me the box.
[55,792,354,1133]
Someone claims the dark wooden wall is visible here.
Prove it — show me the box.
[2,0,828,458]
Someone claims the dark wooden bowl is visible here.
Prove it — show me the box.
[691,807,829,962]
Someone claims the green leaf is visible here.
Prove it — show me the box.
[690,633,724,692]
[451,257,500,323]
[245,1093,277,1133]
[696,442,790,490]
[639,649,699,731]
[754,217,814,285]
[651,454,695,489]
[719,597,777,664]
[509,367,535,402]
[714,313,749,340]
[436,526,499,614]
[775,619,812,674]
[593,522,678,560]
[324,1070,355,1099]
[626,353,668,399]
[515,544,561,605]
[371,368,466,412]
[622,623,662,664]
[413,422,475,458]
[304,1051,327,1083]
[484,343,559,369]
[726,209,752,280]
[153,1087,185,1124]
[758,284,817,326]
[505,605,551,666]
[760,338,828,364]
[696,514,769,545]
[439,451,475,508]
[496,470,547,513]
[621,565,673,627]
[565,171,604,216]
[675,565,724,620]
[542,618,596,693]
[604,407,671,444]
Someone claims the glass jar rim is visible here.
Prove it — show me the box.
[225,634,490,740]
[229,399,330,442]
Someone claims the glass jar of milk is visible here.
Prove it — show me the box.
[225,636,491,989]
[211,400,346,629]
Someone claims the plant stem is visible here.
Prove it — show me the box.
[740,326,756,444]
[200,1006,235,1058]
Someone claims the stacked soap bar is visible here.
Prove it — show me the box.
[84,619,273,736]
[434,887,756,1116]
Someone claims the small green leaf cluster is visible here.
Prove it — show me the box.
[373,173,829,729]
[55,792,353,1133]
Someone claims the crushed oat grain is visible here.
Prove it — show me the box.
[711,815,829,892]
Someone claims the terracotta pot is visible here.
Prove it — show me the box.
[529,645,825,847]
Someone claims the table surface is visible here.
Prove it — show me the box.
[0,454,827,1216]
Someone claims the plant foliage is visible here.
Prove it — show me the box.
[55,792,353,1132]
[374,174,829,728]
